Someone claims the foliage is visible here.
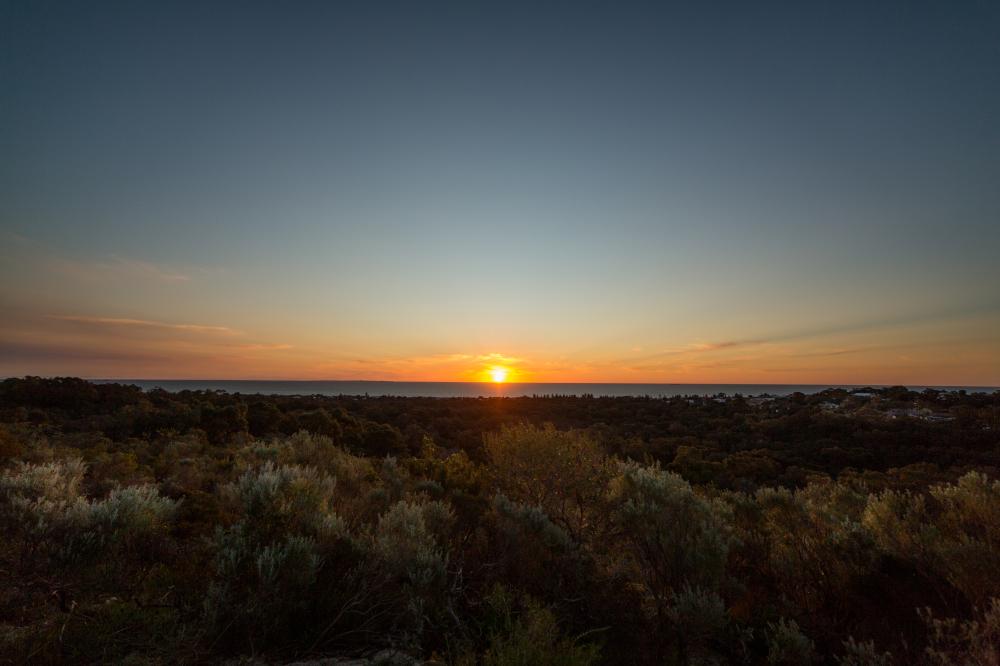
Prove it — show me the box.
[1,378,999,664]
[608,462,733,620]
[766,618,815,665]
[476,586,601,666]
[920,598,1000,666]
[485,423,611,542]
[865,473,1000,606]
[837,637,893,666]
[374,499,452,589]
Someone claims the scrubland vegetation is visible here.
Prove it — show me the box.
[1,377,999,664]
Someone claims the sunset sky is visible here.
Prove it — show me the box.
[2,2,999,385]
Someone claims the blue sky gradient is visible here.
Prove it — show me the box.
[2,1,998,383]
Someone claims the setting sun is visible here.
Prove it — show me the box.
[489,366,509,383]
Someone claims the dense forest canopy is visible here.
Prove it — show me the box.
[1,377,998,664]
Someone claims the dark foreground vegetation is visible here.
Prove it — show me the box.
[1,377,999,664]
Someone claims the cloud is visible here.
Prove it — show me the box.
[617,340,760,365]
[0,233,197,284]
[234,343,294,351]
[475,352,524,364]
[48,315,239,335]
[102,257,191,283]
[757,302,1000,347]
[788,347,869,358]
[0,231,30,245]
[304,350,533,381]
[688,341,745,352]
[621,302,1000,367]
[49,255,192,283]
[352,352,512,370]
[0,340,168,364]
[1,312,298,378]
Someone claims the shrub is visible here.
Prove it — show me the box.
[204,525,321,645]
[669,585,750,663]
[920,597,1000,666]
[837,636,893,666]
[374,499,453,589]
[608,461,734,623]
[0,459,176,574]
[863,489,935,562]
[223,461,339,540]
[206,461,362,649]
[487,494,584,599]
[927,473,1000,605]
[493,494,574,553]
[0,458,86,504]
[766,618,815,665]
[865,472,1000,606]
[485,423,610,543]
[478,586,601,666]
[89,484,178,548]
[372,499,456,644]
[749,481,876,617]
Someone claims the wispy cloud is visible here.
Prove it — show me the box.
[48,315,239,335]
[616,340,761,365]
[306,350,532,381]
[475,352,524,365]
[1,311,298,378]
[687,341,746,352]
[0,340,169,364]
[0,232,198,284]
[103,257,191,283]
[788,347,870,358]
[620,302,1000,367]
[234,343,294,351]
[49,255,192,283]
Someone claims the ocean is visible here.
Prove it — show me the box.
[90,380,999,398]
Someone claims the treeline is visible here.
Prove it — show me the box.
[0,377,998,664]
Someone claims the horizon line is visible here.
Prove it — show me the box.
[49,377,1000,390]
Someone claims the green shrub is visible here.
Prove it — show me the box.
[204,525,322,645]
[766,618,815,665]
[920,597,1000,666]
[749,481,876,616]
[374,499,453,589]
[0,459,176,574]
[669,586,730,647]
[837,636,892,666]
[865,473,1000,606]
[479,586,601,666]
[485,423,610,543]
[608,461,734,623]
[223,461,340,540]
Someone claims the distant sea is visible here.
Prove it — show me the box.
[91,380,999,398]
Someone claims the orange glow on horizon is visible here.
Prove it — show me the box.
[2,305,998,387]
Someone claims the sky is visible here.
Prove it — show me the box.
[1,0,999,385]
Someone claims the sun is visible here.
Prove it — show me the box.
[489,366,509,383]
